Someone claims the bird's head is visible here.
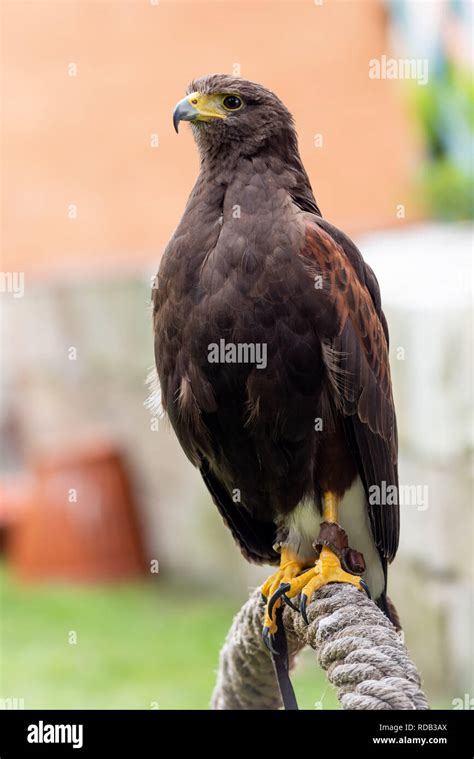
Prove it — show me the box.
[172,74,297,158]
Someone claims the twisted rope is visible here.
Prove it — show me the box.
[211,584,429,710]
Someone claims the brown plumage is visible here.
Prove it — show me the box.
[152,75,399,615]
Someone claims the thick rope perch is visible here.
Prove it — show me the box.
[212,584,429,710]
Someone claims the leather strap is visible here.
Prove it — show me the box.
[268,522,366,709]
[270,605,298,710]
[313,521,366,575]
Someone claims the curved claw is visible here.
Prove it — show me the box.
[300,593,310,625]
[300,593,309,625]
[282,593,299,612]
[260,592,267,604]
[360,578,371,599]
[268,583,291,621]
[262,626,279,655]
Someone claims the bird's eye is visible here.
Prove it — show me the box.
[222,95,243,111]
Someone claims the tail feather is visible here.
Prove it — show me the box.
[376,592,402,631]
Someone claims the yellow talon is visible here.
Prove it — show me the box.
[261,548,310,636]
[261,491,367,642]
[268,544,363,600]
[304,545,363,590]
[299,545,365,602]
[263,543,366,633]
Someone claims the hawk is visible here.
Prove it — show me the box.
[152,75,400,647]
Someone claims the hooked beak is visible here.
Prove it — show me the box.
[172,92,226,133]
[173,97,199,133]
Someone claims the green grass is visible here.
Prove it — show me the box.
[0,565,338,710]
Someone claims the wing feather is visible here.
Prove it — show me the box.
[200,459,279,565]
[299,217,399,562]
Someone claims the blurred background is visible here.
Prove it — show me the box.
[1,0,472,710]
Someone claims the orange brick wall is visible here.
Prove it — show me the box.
[2,0,421,277]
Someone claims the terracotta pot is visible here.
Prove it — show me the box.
[0,473,33,554]
[9,440,148,582]
[0,474,32,526]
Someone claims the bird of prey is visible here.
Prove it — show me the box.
[152,74,400,647]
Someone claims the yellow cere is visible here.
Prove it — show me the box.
[185,92,227,122]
